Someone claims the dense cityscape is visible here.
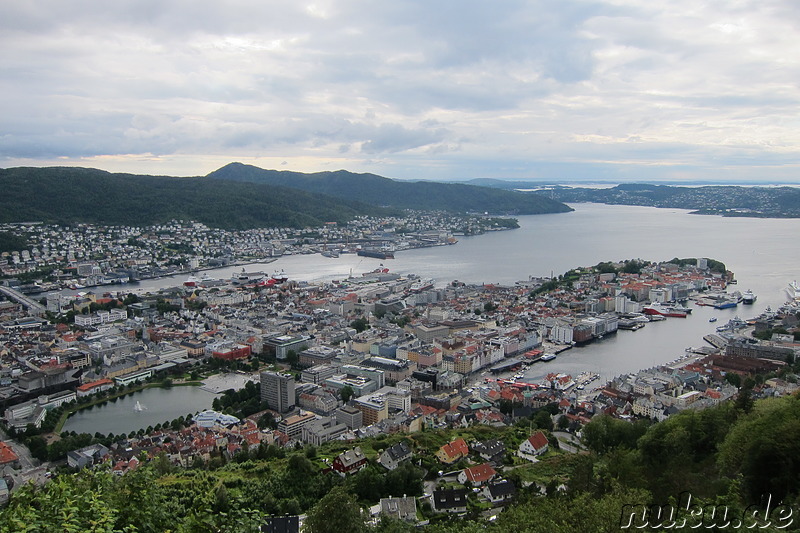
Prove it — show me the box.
[1,221,799,529]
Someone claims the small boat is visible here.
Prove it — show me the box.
[540,354,556,362]
[709,317,717,323]
[134,400,147,412]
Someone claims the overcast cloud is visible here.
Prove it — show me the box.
[2,0,799,182]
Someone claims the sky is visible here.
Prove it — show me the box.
[2,1,800,183]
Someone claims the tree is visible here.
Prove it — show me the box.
[340,385,355,403]
[350,317,369,333]
[304,485,367,533]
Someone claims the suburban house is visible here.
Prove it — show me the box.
[457,463,497,486]
[432,488,469,513]
[483,479,516,505]
[435,437,469,464]
[332,446,369,476]
[517,430,549,461]
[379,496,418,522]
[261,515,300,533]
[471,439,506,463]
[378,441,413,471]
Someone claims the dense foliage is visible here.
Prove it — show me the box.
[207,163,573,215]
[0,231,28,253]
[0,166,395,229]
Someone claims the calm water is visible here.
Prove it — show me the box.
[62,386,215,436]
[75,203,800,400]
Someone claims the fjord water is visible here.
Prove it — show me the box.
[140,203,799,382]
[69,204,798,434]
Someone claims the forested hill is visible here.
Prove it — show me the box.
[0,166,395,229]
[206,163,573,215]
[471,181,800,218]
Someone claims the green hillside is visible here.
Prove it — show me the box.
[206,163,573,215]
[0,167,394,229]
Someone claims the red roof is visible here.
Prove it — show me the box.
[440,438,469,459]
[462,463,497,483]
[526,431,549,452]
[77,378,114,392]
[0,442,19,464]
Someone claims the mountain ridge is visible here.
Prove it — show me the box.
[206,162,574,215]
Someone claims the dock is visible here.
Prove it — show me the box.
[703,334,728,350]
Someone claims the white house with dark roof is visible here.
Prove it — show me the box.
[378,441,413,471]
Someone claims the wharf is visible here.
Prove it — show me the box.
[703,334,729,350]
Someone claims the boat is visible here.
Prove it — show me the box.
[134,400,147,412]
[357,249,395,259]
[713,300,738,309]
[709,317,717,323]
[540,354,557,362]
[788,281,800,300]
[270,270,289,283]
[184,275,200,287]
[642,303,688,318]
[741,290,757,304]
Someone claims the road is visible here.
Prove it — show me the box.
[553,431,583,454]
[0,427,51,493]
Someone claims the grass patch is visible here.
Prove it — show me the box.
[511,452,587,485]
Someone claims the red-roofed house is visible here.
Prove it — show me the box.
[0,442,19,468]
[518,431,549,461]
[457,463,497,486]
[436,438,469,464]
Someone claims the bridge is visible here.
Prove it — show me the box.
[0,285,46,316]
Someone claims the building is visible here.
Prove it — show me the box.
[457,463,497,486]
[518,431,549,460]
[432,488,469,513]
[335,405,363,429]
[0,442,20,469]
[67,443,109,469]
[351,394,389,426]
[435,438,469,464]
[483,480,516,505]
[263,334,311,360]
[76,378,115,397]
[260,371,295,413]
[301,416,349,446]
[378,441,413,471]
[301,364,337,385]
[277,412,316,440]
[332,446,368,476]
[210,342,251,361]
[261,516,300,533]
[361,356,416,384]
[379,496,417,523]
[472,439,506,463]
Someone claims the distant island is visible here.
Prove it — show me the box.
[467,181,800,218]
[0,165,572,230]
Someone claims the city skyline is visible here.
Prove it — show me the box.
[2,1,800,184]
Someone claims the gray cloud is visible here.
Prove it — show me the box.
[1,1,799,182]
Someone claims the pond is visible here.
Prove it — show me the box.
[62,385,216,436]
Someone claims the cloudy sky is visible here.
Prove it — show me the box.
[2,1,800,183]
